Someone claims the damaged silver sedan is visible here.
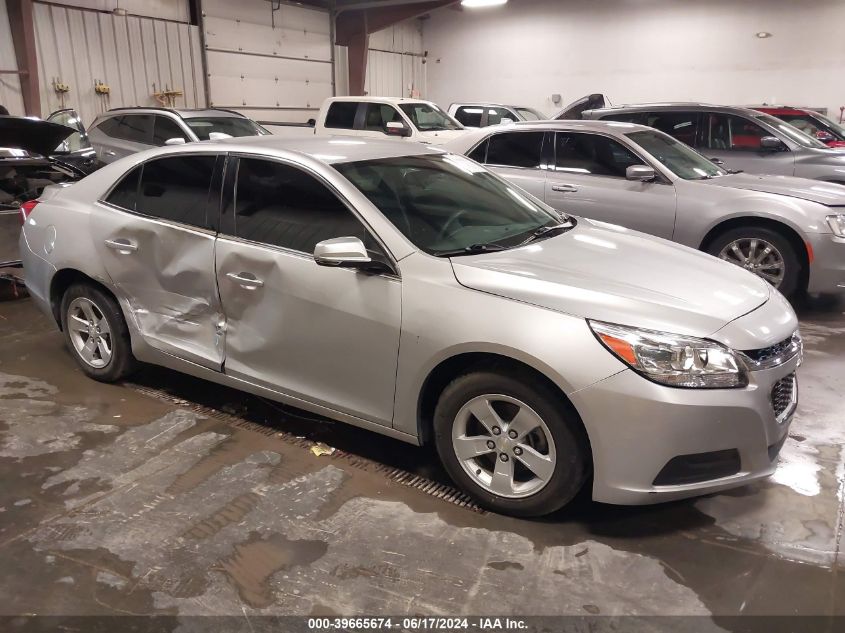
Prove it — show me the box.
[20,136,801,516]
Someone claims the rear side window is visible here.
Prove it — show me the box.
[105,165,142,210]
[467,139,488,163]
[325,102,358,129]
[486,131,544,168]
[136,155,217,228]
[115,115,153,144]
[232,158,373,253]
[152,116,188,145]
[601,112,649,125]
[645,112,699,147]
[454,107,483,127]
[93,116,122,138]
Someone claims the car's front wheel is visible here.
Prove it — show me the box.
[433,369,590,517]
[60,283,137,382]
[706,226,802,297]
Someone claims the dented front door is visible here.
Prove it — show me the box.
[92,153,225,370]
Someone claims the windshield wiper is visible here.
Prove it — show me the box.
[434,243,508,257]
[516,220,576,246]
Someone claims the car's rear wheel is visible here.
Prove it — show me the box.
[706,226,802,298]
[433,369,589,517]
[60,283,136,382]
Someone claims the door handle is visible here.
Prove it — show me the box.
[551,184,578,193]
[226,272,264,289]
[104,238,137,254]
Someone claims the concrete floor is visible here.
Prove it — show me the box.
[1,294,844,630]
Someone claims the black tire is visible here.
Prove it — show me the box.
[705,226,803,298]
[433,369,590,517]
[60,282,137,382]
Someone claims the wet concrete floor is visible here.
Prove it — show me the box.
[0,295,844,629]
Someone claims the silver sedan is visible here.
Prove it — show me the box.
[446,120,845,297]
[20,136,800,516]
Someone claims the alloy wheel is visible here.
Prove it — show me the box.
[66,297,113,368]
[718,238,785,288]
[452,394,557,499]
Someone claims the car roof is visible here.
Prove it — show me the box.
[749,105,814,114]
[97,107,247,120]
[325,96,436,106]
[587,102,766,117]
[451,103,527,109]
[491,120,657,133]
[212,134,445,164]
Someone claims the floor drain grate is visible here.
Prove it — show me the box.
[125,383,486,514]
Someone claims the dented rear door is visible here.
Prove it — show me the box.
[92,152,225,370]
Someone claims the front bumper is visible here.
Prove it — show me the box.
[570,354,800,505]
[806,232,845,294]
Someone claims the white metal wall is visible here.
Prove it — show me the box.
[365,20,425,98]
[203,0,333,124]
[0,1,25,116]
[32,2,204,126]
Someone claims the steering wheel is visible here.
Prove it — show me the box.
[436,209,470,242]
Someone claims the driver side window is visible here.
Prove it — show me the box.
[555,132,643,177]
[363,104,403,132]
[229,158,381,256]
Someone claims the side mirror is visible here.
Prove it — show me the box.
[314,237,372,268]
[760,136,784,151]
[208,131,232,141]
[384,121,411,138]
[816,131,835,143]
[498,117,514,125]
[626,164,657,182]
[164,137,187,146]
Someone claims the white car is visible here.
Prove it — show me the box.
[314,96,469,145]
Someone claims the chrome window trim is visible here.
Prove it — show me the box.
[95,199,218,238]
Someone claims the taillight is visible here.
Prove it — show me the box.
[19,199,39,225]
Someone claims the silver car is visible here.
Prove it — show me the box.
[20,136,801,516]
[557,96,845,184]
[448,103,546,127]
[88,107,268,164]
[446,121,845,298]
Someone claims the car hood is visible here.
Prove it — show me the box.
[418,129,470,145]
[0,116,76,157]
[450,219,771,338]
[697,172,845,205]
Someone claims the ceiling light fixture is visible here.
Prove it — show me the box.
[461,0,508,7]
[755,31,773,38]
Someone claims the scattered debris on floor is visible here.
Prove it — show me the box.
[310,441,336,457]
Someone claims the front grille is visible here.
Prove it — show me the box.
[741,332,802,371]
[771,372,797,421]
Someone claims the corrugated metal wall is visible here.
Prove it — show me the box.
[365,20,425,98]
[203,0,333,124]
[0,1,25,116]
[32,1,204,126]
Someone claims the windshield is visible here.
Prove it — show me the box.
[185,117,268,140]
[772,111,845,141]
[515,108,545,121]
[398,103,463,132]
[334,153,562,255]
[752,113,828,149]
[628,129,726,180]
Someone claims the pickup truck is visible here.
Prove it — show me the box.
[313,96,469,145]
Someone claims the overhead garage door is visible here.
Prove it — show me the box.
[202,0,334,124]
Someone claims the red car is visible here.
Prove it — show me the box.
[753,105,845,148]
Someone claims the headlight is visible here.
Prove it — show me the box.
[589,321,748,389]
[826,213,845,237]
